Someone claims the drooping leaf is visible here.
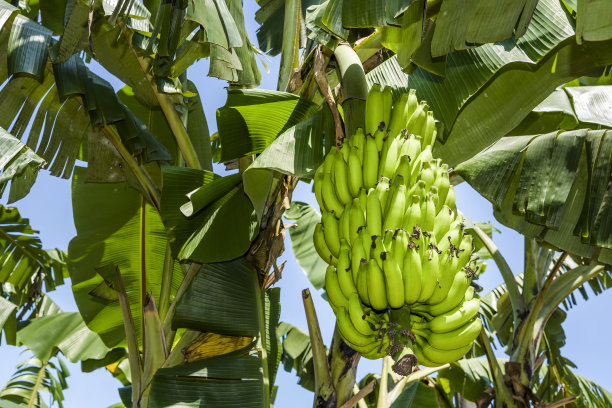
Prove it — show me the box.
[456,129,612,264]
[373,0,612,167]
[117,82,213,170]
[284,201,326,290]
[227,0,261,88]
[255,0,323,56]
[436,358,501,403]
[216,89,318,162]
[509,86,612,136]
[0,297,17,345]
[575,0,612,43]
[156,257,275,407]
[173,258,259,336]
[242,106,332,221]
[160,166,258,263]
[17,312,111,363]
[8,14,52,79]
[148,355,264,408]
[277,322,315,392]
[0,206,64,305]
[0,125,45,203]
[68,167,183,347]
[0,356,69,408]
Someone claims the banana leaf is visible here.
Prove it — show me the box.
[455,129,612,264]
[68,167,183,347]
[17,312,111,363]
[160,166,258,263]
[149,258,281,408]
[284,201,326,290]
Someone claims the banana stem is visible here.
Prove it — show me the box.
[162,262,201,344]
[377,356,390,408]
[387,363,450,406]
[511,252,567,363]
[334,43,368,137]
[478,328,516,408]
[302,289,336,406]
[128,41,202,170]
[471,225,525,331]
[102,126,161,210]
[329,327,361,406]
[340,380,376,408]
[522,237,538,305]
[314,46,344,146]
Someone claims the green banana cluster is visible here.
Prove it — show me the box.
[313,84,482,370]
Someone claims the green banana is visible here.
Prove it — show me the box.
[380,136,402,179]
[420,194,436,232]
[388,89,417,138]
[348,147,363,197]
[325,265,348,309]
[375,177,391,210]
[391,228,409,264]
[366,188,383,237]
[351,128,366,161]
[418,338,473,365]
[382,229,394,252]
[365,84,384,135]
[380,251,405,309]
[357,259,371,306]
[322,211,341,258]
[409,146,433,185]
[348,201,366,245]
[366,258,388,311]
[422,111,436,147]
[444,186,456,211]
[417,240,440,303]
[402,244,422,304]
[425,250,454,306]
[373,128,385,151]
[321,171,345,216]
[381,86,393,132]
[314,167,326,212]
[436,219,463,253]
[402,195,421,233]
[415,318,482,351]
[383,182,406,231]
[394,155,412,181]
[420,161,435,190]
[413,346,441,368]
[351,236,367,282]
[433,206,454,242]
[337,240,357,298]
[337,307,376,347]
[363,135,379,189]
[333,152,353,204]
[339,202,351,243]
[370,235,384,268]
[400,134,421,164]
[436,164,450,206]
[323,146,337,173]
[357,188,368,213]
[405,101,427,134]
[427,298,481,333]
[348,293,376,335]
[416,270,472,315]
[339,140,350,161]
[314,223,337,266]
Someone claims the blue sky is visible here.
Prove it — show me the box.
[1,1,611,406]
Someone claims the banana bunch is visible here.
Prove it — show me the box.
[313,84,483,371]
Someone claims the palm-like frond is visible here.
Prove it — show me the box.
[0,356,69,408]
[0,205,65,306]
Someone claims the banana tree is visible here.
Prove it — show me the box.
[0,0,611,407]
